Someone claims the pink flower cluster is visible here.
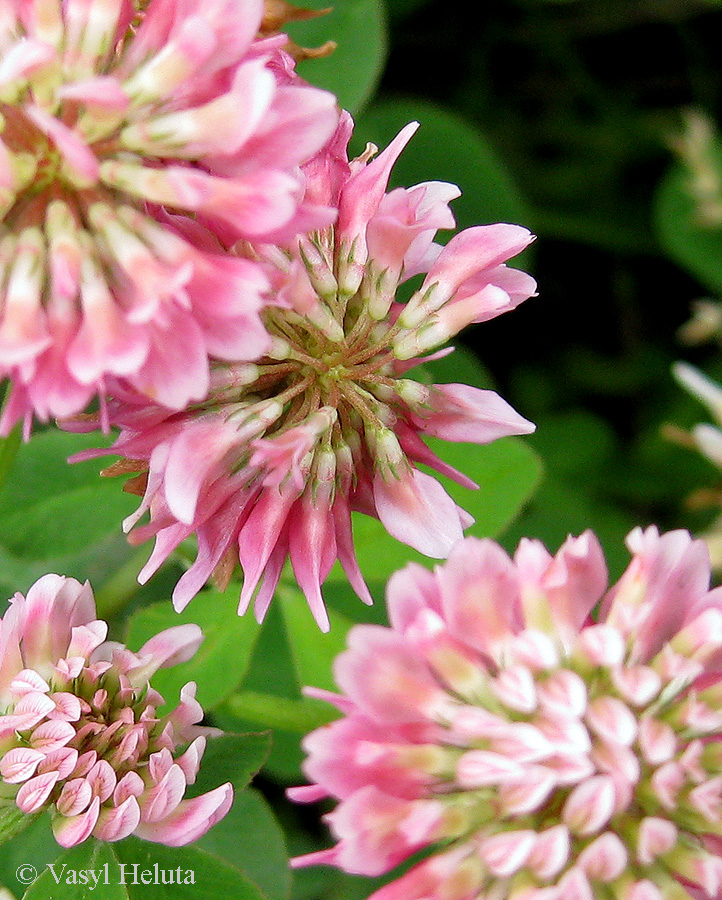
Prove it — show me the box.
[0,574,231,847]
[291,527,722,900]
[0,0,337,432]
[82,114,536,629]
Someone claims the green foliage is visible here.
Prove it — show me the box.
[124,585,262,711]
[197,789,291,900]
[342,435,542,583]
[502,410,639,579]
[0,814,60,897]
[289,0,387,114]
[188,733,272,798]
[278,583,354,693]
[24,841,126,900]
[112,839,268,900]
[353,99,533,233]
[655,156,722,293]
[21,837,278,900]
[0,430,136,602]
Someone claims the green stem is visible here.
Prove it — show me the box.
[225,690,337,733]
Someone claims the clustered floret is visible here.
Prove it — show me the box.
[291,528,722,900]
[0,574,232,847]
[0,0,337,431]
[76,113,536,628]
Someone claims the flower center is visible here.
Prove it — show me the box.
[204,228,428,493]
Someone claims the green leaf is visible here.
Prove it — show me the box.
[187,732,271,799]
[0,483,132,560]
[288,0,387,114]
[113,839,267,900]
[124,584,262,711]
[331,435,542,583]
[501,411,637,581]
[23,841,128,900]
[221,605,328,781]
[0,430,136,598]
[503,476,637,582]
[420,345,496,391]
[523,411,617,483]
[0,813,60,898]
[0,425,21,494]
[0,431,137,559]
[353,99,533,232]
[278,583,354,692]
[0,806,35,848]
[655,153,722,292]
[22,835,271,900]
[226,691,336,734]
[197,789,291,900]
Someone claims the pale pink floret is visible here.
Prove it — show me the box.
[0,0,338,433]
[76,112,535,629]
[290,527,722,900]
[0,574,232,847]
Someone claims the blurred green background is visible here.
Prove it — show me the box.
[6,2,722,898]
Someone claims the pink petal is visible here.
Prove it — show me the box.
[436,537,521,658]
[0,747,45,783]
[16,770,60,813]
[93,796,141,842]
[562,775,617,836]
[373,468,465,559]
[416,384,535,444]
[335,626,450,725]
[53,797,101,847]
[134,783,233,846]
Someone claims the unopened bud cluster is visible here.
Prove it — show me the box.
[0,575,231,848]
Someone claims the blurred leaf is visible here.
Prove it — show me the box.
[278,582,354,692]
[113,839,266,900]
[353,98,533,232]
[502,410,636,580]
[655,156,722,293]
[0,430,135,598]
[288,0,387,114]
[24,841,126,900]
[334,436,542,583]
[197,789,291,900]
[124,584,262,711]
[524,410,617,482]
[188,733,271,798]
[420,345,496,390]
[226,692,336,734]
[226,604,309,780]
[503,477,637,582]
[0,426,21,494]
[324,577,388,621]
[0,813,59,898]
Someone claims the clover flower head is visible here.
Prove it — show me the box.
[80,112,535,630]
[0,0,338,432]
[291,527,722,900]
[0,573,232,847]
